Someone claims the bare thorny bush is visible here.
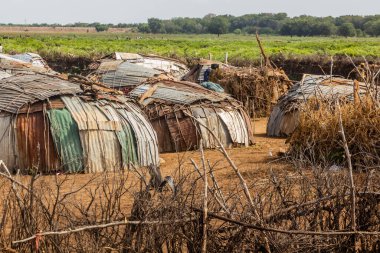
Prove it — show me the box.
[0,146,378,253]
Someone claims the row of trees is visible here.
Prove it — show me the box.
[1,14,379,36]
[141,14,380,37]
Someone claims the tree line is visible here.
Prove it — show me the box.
[142,14,380,37]
[1,13,379,36]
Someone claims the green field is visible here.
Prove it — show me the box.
[0,33,379,61]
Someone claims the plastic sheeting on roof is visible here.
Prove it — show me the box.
[10,53,49,68]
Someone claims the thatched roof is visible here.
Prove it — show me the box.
[267,74,370,137]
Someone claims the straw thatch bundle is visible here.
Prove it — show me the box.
[288,98,380,169]
[210,66,291,117]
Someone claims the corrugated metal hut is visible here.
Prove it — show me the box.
[130,78,254,153]
[0,73,159,174]
[267,74,370,137]
[88,52,189,93]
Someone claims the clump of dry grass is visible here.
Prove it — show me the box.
[288,97,380,169]
[210,66,291,117]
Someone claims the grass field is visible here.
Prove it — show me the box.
[0,32,379,61]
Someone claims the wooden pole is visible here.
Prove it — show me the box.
[200,141,208,253]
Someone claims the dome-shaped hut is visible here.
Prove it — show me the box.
[88,52,189,94]
[267,74,370,137]
[0,73,159,174]
[130,78,254,152]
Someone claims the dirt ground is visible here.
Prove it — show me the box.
[1,118,291,214]
[159,117,290,184]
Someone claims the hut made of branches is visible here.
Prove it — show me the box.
[267,74,372,137]
[183,59,291,117]
[130,78,254,153]
[0,72,159,174]
[87,52,189,94]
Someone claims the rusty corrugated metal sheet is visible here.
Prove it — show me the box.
[0,114,16,169]
[151,119,174,153]
[0,74,82,113]
[16,111,60,173]
[166,116,198,152]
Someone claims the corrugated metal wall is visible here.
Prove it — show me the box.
[61,96,122,173]
[150,106,252,153]
[61,96,159,172]
[16,112,60,173]
[117,102,160,167]
[0,114,17,169]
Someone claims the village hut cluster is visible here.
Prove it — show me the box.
[0,49,377,174]
[0,54,159,174]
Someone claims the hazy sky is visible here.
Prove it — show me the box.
[1,0,379,24]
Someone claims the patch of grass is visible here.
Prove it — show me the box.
[0,33,379,61]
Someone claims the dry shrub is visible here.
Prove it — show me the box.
[210,66,291,117]
[0,155,379,252]
[288,97,380,169]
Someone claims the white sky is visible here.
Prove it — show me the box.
[1,0,379,24]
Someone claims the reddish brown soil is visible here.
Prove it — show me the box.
[0,118,291,213]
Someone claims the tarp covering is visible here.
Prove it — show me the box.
[47,109,84,173]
